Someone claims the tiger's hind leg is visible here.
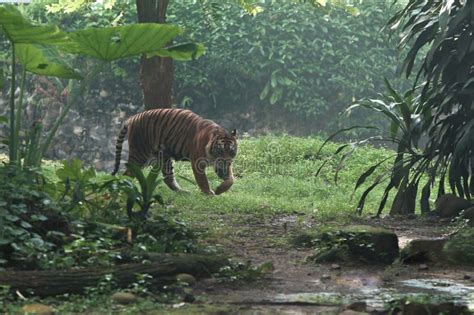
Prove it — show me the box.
[162,158,185,192]
[124,143,149,176]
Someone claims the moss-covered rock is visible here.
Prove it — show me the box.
[442,228,474,266]
[461,207,474,227]
[21,303,55,315]
[300,225,399,264]
[436,194,472,218]
[400,239,447,264]
[111,292,138,305]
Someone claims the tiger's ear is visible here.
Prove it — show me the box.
[231,129,237,138]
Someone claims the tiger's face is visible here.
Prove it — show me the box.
[210,129,237,179]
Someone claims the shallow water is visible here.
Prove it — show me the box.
[271,278,474,311]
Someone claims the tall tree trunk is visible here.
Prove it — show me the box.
[136,0,173,109]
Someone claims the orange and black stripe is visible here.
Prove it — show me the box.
[111,108,221,175]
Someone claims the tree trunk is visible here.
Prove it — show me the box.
[0,254,227,297]
[136,0,173,109]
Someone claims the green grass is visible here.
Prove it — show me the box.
[11,135,400,223]
[157,135,395,223]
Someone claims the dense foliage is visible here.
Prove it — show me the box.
[173,0,408,133]
[0,4,202,272]
[16,0,408,139]
[391,0,474,202]
[0,160,197,270]
[334,0,474,215]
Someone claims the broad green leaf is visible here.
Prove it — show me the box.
[151,42,205,61]
[125,163,147,195]
[15,44,82,79]
[126,191,138,213]
[145,167,160,200]
[259,82,270,100]
[0,5,71,45]
[269,88,282,105]
[64,23,183,61]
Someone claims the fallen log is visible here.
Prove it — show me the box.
[0,254,228,297]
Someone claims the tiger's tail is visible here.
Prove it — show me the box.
[111,123,129,175]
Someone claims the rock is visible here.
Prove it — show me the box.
[461,206,474,226]
[321,274,331,280]
[347,301,367,312]
[400,238,447,264]
[382,276,393,283]
[111,292,138,305]
[176,273,197,286]
[21,303,54,315]
[99,89,109,98]
[463,274,471,280]
[400,301,468,315]
[338,310,369,315]
[442,227,474,266]
[183,293,195,303]
[306,225,399,265]
[330,263,341,270]
[436,194,472,218]
[418,264,429,271]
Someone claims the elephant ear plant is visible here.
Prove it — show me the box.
[0,4,204,169]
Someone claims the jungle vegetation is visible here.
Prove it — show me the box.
[0,0,472,312]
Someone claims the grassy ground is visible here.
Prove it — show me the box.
[160,135,394,223]
[4,136,463,314]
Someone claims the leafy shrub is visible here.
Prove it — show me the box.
[0,165,71,269]
[0,158,198,270]
[173,0,410,132]
[131,215,197,254]
[123,163,164,220]
[44,159,124,219]
[19,0,411,141]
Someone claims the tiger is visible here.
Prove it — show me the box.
[112,108,238,195]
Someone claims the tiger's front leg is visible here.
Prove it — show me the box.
[191,159,214,195]
[214,162,234,195]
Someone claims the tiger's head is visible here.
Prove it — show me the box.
[209,129,238,179]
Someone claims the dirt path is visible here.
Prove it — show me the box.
[191,214,474,314]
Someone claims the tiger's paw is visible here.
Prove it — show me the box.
[204,190,215,196]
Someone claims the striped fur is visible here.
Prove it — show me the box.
[112,108,237,195]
